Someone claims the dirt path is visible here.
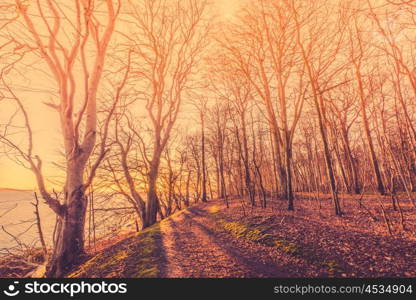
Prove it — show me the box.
[67,198,416,278]
[159,202,288,278]
[159,198,416,278]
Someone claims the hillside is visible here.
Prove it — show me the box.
[68,197,416,278]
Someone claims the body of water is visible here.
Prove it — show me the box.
[0,190,137,254]
[0,190,56,251]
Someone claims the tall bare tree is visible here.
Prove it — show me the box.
[0,0,121,277]
[121,0,209,227]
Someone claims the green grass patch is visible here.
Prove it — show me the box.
[208,205,221,215]
[220,219,344,275]
[223,221,274,244]
[273,239,300,255]
[67,223,164,278]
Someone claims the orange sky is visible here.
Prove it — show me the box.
[0,0,245,190]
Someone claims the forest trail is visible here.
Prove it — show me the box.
[67,197,416,278]
[158,196,416,278]
[159,203,286,278]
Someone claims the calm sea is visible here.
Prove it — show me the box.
[0,190,137,254]
[0,190,56,251]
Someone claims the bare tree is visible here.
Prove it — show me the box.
[0,0,121,277]
[347,9,386,195]
[288,0,346,215]
[191,95,209,203]
[217,0,306,210]
[118,0,209,227]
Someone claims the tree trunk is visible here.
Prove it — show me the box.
[271,130,287,199]
[341,129,361,194]
[314,94,342,216]
[144,167,159,228]
[354,63,385,195]
[46,166,87,277]
[185,169,191,207]
[285,142,294,210]
[360,102,385,195]
[201,113,208,202]
[240,119,256,206]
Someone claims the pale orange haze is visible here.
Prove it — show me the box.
[0,0,244,190]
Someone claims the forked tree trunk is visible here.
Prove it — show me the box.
[46,166,87,277]
[144,165,160,228]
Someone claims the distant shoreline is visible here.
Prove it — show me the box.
[0,188,34,193]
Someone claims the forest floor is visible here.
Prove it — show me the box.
[68,195,416,278]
